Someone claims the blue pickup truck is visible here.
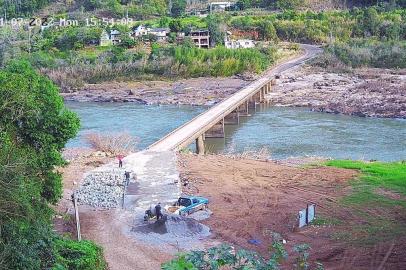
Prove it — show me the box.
[168,196,209,216]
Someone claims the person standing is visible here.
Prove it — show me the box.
[124,171,130,185]
[117,154,123,168]
[155,203,162,220]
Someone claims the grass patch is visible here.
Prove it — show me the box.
[311,216,343,226]
[54,238,106,270]
[326,160,406,195]
[325,160,406,245]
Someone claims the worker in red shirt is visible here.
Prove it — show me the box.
[117,154,124,168]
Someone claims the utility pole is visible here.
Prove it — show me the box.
[28,27,31,55]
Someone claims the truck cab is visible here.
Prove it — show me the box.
[165,196,209,216]
[177,196,209,215]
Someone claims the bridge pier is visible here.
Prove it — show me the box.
[205,119,225,138]
[238,101,250,116]
[195,135,205,155]
[248,98,256,109]
[224,112,239,125]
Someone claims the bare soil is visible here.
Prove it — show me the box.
[57,149,406,269]
[178,153,406,269]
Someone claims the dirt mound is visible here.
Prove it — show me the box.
[131,215,211,250]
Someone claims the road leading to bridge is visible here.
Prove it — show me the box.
[148,44,322,152]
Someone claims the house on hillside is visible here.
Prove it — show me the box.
[100,30,112,46]
[209,1,235,12]
[131,25,170,41]
[149,28,170,41]
[224,31,255,49]
[225,39,255,49]
[133,25,149,37]
[110,30,121,45]
[188,29,210,48]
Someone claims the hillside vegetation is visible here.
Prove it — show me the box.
[0,60,106,270]
[0,6,404,91]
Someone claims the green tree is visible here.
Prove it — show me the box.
[207,15,226,47]
[0,0,51,17]
[0,60,105,269]
[362,7,381,36]
[276,0,302,10]
[171,0,186,17]
[169,19,183,33]
[259,21,278,41]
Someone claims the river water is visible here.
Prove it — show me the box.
[66,102,405,161]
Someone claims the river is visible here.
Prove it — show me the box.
[66,102,406,161]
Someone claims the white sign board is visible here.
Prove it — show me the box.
[299,209,307,228]
[298,204,316,228]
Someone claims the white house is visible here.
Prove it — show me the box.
[209,1,235,12]
[110,30,121,45]
[133,25,149,37]
[132,25,170,41]
[148,28,170,41]
[224,32,255,49]
[100,30,112,46]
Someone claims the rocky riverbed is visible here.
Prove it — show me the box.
[62,77,251,106]
[270,66,406,118]
[62,66,406,118]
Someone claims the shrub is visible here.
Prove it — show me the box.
[326,39,406,68]
[162,242,323,270]
[54,239,106,270]
[84,132,138,155]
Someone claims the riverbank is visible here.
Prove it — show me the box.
[62,65,405,119]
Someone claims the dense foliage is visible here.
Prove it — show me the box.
[0,6,404,87]
[325,39,406,68]
[229,8,406,43]
[74,0,168,19]
[33,42,277,89]
[236,0,406,10]
[2,0,405,18]
[0,0,51,17]
[0,60,105,269]
[162,242,323,270]
[39,27,103,51]
[169,44,275,76]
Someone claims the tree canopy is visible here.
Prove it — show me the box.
[0,60,104,269]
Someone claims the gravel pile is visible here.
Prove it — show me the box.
[76,169,126,208]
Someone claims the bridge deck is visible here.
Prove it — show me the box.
[148,45,320,152]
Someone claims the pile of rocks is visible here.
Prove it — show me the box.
[76,169,126,208]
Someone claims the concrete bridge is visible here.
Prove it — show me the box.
[148,44,321,154]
